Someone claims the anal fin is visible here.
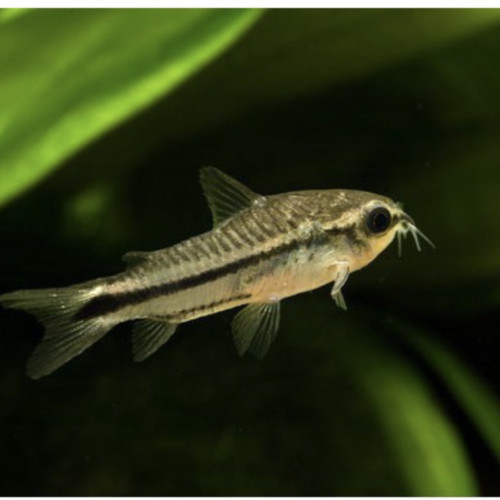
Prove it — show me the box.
[132,319,178,362]
[231,302,281,359]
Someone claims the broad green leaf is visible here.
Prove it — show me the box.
[354,349,476,495]
[0,8,262,206]
[330,318,477,495]
[286,304,477,496]
[0,8,26,24]
[129,9,500,143]
[389,318,500,465]
[55,9,500,215]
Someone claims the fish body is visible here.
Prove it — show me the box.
[0,168,431,378]
[84,191,390,324]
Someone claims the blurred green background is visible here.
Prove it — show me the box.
[1,8,500,495]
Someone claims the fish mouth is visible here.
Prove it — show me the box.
[399,212,415,226]
[395,211,435,256]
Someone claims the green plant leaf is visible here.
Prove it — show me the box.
[134,9,500,142]
[0,8,262,206]
[388,318,500,466]
[0,8,27,24]
[335,323,477,495]
[287,303,478,496]
[60,9,500,209]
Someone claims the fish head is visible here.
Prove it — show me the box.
[327,190,434,270]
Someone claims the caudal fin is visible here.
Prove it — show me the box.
[0,286,113,379]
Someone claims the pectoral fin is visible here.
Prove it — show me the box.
[132,319,178,362]
[332,290,347,310]
[199,167,266,227]
[330,261,350,310]
[231,302,281,359]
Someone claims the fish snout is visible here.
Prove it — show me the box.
[399,212,415,227]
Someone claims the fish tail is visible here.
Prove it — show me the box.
[0,286,114,379]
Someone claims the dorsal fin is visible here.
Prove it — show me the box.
[199,167,264,227]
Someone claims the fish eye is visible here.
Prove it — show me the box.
[366,206,392,235]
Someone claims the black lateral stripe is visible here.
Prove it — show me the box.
[325,223,366,249]
[324,223,355,237]
[74,234,306,320]
[162,293,252,321]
